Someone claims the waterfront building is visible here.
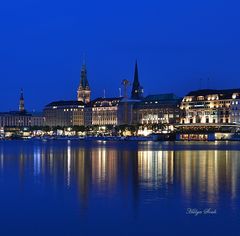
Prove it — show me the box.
[89,97,123,126]
[230,93,240,124]
[180,89,240,124]
[0,111,44,127]
[133,93,181,125]
[176,89,240,141]
[0,90,45,128]
[77,63,91,103]
[44,101,85,127]
[44,61,145,128]
[30,112,45,126]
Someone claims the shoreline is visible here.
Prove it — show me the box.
[1,136,240,142]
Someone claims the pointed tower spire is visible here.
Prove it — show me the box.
[77,60,91,103]
[131,60,143,99]
[80,63,89,89]
[19,88,25,112]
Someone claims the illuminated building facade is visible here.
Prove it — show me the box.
[180,89,240,124]
[77,63,91,103]
[0,90,44,127]
[133,94,181,125]
[89,97,123,126]
[230,93,240,124]
[44,101,85,127]
[0,112,44,127]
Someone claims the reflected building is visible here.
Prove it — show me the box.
[174,150,240,204]
[138,150,174,189]
[174,150,219,203]
[91,148,118,190]
[137,148,240,206]
[75,148,91,208]
[2,142,240,213]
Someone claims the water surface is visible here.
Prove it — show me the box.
[0,140,239,236]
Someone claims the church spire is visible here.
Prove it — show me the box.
[77,62,91,103]
[19,88,25,112]
[80,63,90,89]
[131,61,143,99]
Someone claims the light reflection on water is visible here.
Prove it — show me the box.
[0,140,240,235]
[9,144,240,201]
[1,141,240,205]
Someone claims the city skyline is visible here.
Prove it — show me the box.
[1,59,240,113]
[0,61,144,112]
[1,1,240,235]
[1,0,240,111]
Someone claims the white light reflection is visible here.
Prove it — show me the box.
[67,142,71,187]
[33,146,41,176]
[138,150,174,189]
[0,148,3,170]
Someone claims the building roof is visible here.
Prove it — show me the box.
[187,89,240,97]
[119,98,142,103]
[30,112,44,117]
[45,100,85,108]
[89,97,124,107]
[0,111,32,117]
[143,93,179,101]
[134,93,181,108]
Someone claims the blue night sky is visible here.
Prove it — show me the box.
[0,0,240,111]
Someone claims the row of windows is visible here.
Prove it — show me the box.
[231,113,240,116]
[138,110,178,114]
[0,117,44,126]
[64,109,84,112]
[187,111,230,116]
[92,108,118,111]
[183,118,229,124]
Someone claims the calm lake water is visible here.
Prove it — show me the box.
[0,140,239,236]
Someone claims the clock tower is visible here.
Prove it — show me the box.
[77,63,91,103]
